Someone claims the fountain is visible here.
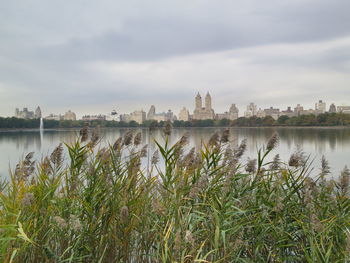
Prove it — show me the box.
[40,117,44,149]
[40,117,44,131]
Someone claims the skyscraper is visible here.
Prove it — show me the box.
[193,92,215,120]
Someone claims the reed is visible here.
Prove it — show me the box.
[0,127,349,262]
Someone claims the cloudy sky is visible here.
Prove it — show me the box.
[1,0,350,117]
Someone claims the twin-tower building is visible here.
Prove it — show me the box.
[193,92,216,120]
[178,92,239,121]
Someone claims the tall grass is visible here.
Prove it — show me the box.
[0,126,349,262]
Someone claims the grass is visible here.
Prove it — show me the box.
[0,125,349,262]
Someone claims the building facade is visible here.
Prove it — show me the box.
[264,107,280,120]
[64,110,77,121]
[147,105,175,122]
[329,103,337,113]
[45,114,63,121]
[337,106,350,113]
[193,92,215,120]
[244,103,257,118]
[315,100,326,113]
[228,104,239,120]
[15,107,35,119]
[82,115,106,121]
[121,110,146,124]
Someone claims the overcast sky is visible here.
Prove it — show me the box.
[1,0,350,117]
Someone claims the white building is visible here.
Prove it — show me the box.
[45,114,63,121]
[228,104,239,120]
[244,103,257,118]
[121,110,146,124]
[193,92,215,120]
[64,110,77,121]
[315,100,326,113]
[178,107,190,121]
[147,105,175,122]
[82,115,106,121]
[337,105,350,114]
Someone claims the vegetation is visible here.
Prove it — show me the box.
[0,124,350,262]
[1,112,350,130]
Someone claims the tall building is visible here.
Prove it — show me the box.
[228,104,239,120]
[178,107,190,121]
[35,106,42,118]
[294,104,304,116]
[256,108,266,118]
[106,110,118,121]
[45,114,63,121]
[315,100,326,113]
[82,115,106,121]
[264,107,280,120]
[64,110,76,121]
[281,107,295,117]
[147,105,175,121]
[193,92,215,120]
[329,103,337,113]
[337,105,350,113]
[147,105,156,119]
[121,110,146,124]
[244,103,257,118]
[15,107,35,119]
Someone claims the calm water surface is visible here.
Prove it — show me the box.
[0,127,349,179]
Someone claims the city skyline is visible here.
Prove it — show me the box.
[1,1,350,117]
[10,94,350,123]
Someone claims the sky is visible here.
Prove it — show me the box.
[1,0,350,118]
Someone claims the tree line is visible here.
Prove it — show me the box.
[0,112,350,129]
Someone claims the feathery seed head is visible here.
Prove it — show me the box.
[339,166,350,193]
[163,120,172,136]
[245,158,257,174]
[221,129,230,143]
[113,137,123,151]
[120,206,129,223]
[69,215,82,231]
[151,150,159,165]
[21,193,34,207]
[234,139,247,160]
[50,143,63,166]
[208,132,220,147]
[134,132,142,146]
[266,132,279,151]
[123,131,133,146]
[80,123,89,142]
[185,230,195,245]
[53,216,68,229]
[140,144,148,157]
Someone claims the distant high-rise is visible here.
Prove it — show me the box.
[329,103,337,113]
[15,107,36,119]
[179,107,190,121]
[315,100,326,113]
[294,104,304,116]
[64,110,76,121]
[147,105,175,122]
[35,106,42,118]
[337,105,350,114]
[228,104,239,120]
[193,92,215,120]
[264,107,280,120]
[121,110,146,124]
[147,105,156,119]
[244,103,257,118]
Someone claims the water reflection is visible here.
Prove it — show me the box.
[0,127,350,179]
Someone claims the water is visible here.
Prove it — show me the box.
[0,127,349,179]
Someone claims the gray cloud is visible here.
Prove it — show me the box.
[0,0,350,117]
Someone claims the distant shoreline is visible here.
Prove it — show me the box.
[1,125,350,132]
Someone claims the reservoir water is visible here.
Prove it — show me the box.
[0,127,349,179]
